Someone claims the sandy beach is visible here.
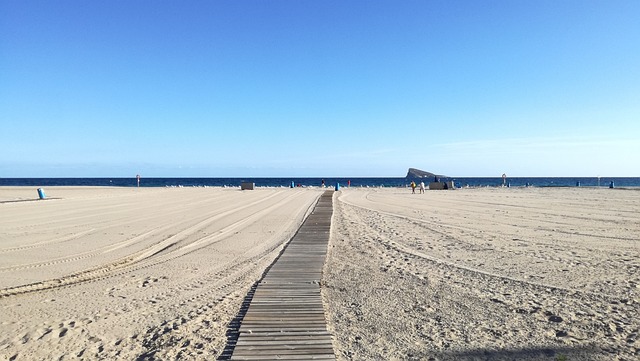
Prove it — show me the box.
[0,187,323,360]
[325,187,639,361]
[1,186,638,360]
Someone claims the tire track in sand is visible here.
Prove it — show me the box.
[0,190,284,273]
[0,190,314,298]
[338,193,618,299]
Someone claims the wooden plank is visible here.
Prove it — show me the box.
[232,347,335,355]
[241,316,328,320]
[232,344,334,351]
[232,355,336,361]
[240,320,328,325]
[238,325,331,331]
[235,340,333,345]
[236,331,332,337]
[242,315,326,320]
[235,335,332,339]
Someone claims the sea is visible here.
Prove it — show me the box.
[1,177,639,188]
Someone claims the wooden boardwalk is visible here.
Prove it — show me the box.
[229,190,336,360]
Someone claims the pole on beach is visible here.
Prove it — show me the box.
[136,174,140,188]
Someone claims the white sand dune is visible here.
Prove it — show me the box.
[1,186,638,360]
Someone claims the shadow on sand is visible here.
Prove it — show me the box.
[217,216,311,360]
[217,283,257,360]
[406,344,605,361]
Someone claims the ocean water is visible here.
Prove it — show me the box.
[1,177,639,188]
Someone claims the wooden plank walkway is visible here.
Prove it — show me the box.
[230,190,336,360]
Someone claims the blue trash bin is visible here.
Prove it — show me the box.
[609,181,615,189]
[335,183,340,191]
[37,188,46,199]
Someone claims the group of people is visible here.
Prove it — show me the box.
[410,181,425,194]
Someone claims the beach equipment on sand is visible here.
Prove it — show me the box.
[240,182,254,190]
[429,181,456,190]
[37,188,46,199]
[610,181,615,188]
[335,182,340,191]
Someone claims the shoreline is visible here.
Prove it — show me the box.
[2,176,639,190]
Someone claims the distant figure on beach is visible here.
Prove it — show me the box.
[321,179,325,188]
[410,181,416,194]
[419,181,425,194]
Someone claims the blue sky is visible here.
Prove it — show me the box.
[1,1,638,177]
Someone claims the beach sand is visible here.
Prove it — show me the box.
[1,186,638,360]
[0,186,323,360]
[324,187,639,360]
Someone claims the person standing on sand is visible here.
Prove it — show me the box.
[410,181,416,194]
[419,181,425,193]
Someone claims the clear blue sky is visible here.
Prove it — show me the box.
[1,1,639,177]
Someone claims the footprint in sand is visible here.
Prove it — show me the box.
[37,328,52,340]
[548,315,564,323]
[21,333,30,344]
